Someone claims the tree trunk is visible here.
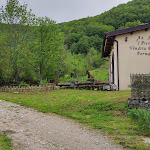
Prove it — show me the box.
[55,67,60,85]
[40,64,43,82]
[15,72,18,83]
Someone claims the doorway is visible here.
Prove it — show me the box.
[112,52,115,84]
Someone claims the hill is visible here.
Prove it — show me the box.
[60,0,150,54]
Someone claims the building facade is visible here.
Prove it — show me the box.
[102,23,150,90]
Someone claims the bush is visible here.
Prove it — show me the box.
[128,108,150,136]
[19,81,29,87]
[40,80,48,86]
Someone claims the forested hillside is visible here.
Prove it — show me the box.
[0,0,150,85]
[60,0,150,55]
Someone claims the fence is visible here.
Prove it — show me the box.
[130,74,150,99]
[129,74,150,109]
[0,83,56,93]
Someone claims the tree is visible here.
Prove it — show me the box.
[86,47,103,70]
[30,17,64,82]
[0,0,35,83]
[119,21,142,29]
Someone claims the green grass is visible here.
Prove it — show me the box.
[128,108,150,136]
[0,133,12,150]
[0,90,150,149]
[60,62,109,83]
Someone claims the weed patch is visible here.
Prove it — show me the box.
[0,133,12,150]
[128,108,150,136]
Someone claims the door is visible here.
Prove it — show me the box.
[112,52,115,84]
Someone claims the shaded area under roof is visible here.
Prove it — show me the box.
[102,23,150,57]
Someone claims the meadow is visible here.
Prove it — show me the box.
[0,90,150,149]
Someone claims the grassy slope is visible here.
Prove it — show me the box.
[60,61,109,83]
[0,90,150,149]
[0,134,12,150]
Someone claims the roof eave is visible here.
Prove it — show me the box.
[102,23,150,58]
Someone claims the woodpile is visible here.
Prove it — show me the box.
[58,80,110,90]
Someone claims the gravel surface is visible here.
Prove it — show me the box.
[0,100,122,150]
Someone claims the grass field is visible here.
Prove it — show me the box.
[0,133,12,150]
[60,62,109,83]
[0,90,150,149]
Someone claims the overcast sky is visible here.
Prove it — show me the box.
[0,0,132,23]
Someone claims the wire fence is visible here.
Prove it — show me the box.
[130,74,150,99]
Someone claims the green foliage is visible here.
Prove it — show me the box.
[95,0,150,29]
[0,1,64,85]
[1,0,150,85]
[0,133,12,150]
[29,17,64,82]
[119,20,143,29]
[128,108,150,136]
[115,136,150,150]
[40,80,47,86]
[60,59,109,83]
[19,81,29,87]
[0,0,35,83]
[62,22,114,54]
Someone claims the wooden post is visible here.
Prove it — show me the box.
[27,86,30,92]
[54,83,56,90]
[31,86,33,92]
[18,86,21,92]
[16,86,18,92]
[12,86,15,92]
[6,86,9,92]
[39,85,41,92]
[35,85,37,92]
[21,87,23,92]
[46,84,48,90]
[43,85,45,91]
[29,86,31,92]
[9,86,11,92]
[49,84,51,90]
[25,87,27,93]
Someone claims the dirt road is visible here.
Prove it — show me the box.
[0,100,122,150]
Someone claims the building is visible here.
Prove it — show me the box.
[102,23,150,90]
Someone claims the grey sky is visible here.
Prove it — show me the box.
[0,0,132,23]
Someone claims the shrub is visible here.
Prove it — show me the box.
[19,81,29,87]
[40,80,48,86]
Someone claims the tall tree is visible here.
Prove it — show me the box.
[30,17,64,82]
[0,0,35,83]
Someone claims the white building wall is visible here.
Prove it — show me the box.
[111,29,150,90]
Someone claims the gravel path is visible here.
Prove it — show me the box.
[0,100,122,150]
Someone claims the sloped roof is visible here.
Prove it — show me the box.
[102,23,150,57]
